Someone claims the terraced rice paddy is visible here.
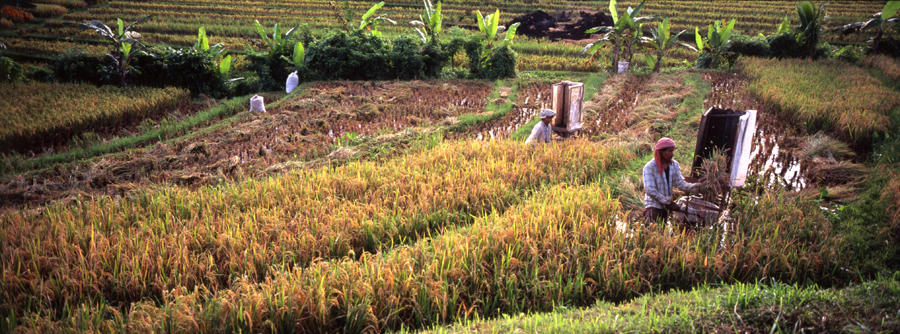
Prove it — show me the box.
[1,1,897,333]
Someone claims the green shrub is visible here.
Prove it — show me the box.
[158,47,227,97]
[25,64,53,82]
[482,44,517,80]
[727,34,771,58]
[228,74,261,96]
[49,50,103,84]
[390,35,424,79]
[125,47,228,97]
[695,51,713,69]
[0,56,23,82]
[872,37,900,57]
[305,30,391,80]
[422,41,449,78]
[244,24,314,91]
[463,36,484,77]
[767,32,804,58]
[245,46,294,91]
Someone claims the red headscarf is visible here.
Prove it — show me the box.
[654,138,676,175]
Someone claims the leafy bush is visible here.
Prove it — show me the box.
[50,50,103,84]
[0,56,23,82]
[482,44,516,79]
[695,51,713,69]
[422,41,449,78]
[727,34,771,58]
[228,73,261,96]
[390,35,424,79]
[693,19,736,69]
[767,32,804,58]
[872,37,900,57]
[131,46,228,97]
[305,30,391,80]
[795,1,827,58]
[245,22,313,91]
[25,64,53,82]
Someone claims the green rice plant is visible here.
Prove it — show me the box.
[414,275,900,333]
[738,57,900,144]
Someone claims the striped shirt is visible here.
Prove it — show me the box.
[642,159,697,209]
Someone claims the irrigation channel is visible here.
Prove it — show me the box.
[703,72,809,190]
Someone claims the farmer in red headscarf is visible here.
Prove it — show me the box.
[642,137,699,225]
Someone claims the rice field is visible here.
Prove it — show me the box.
[738,57,900,143]
[0,83,189,152]
[2,142,853,332]
[1,1,898,333]
[1,0,885,72]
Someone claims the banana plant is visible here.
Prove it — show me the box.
[836,0,899,53]
[410,0,442,43]
[796,0,827,58]
[475,9,520,51]
[254,20,299,54]
[694,18,735,68]
[641,18,696,72]
[80,15,152,86]
[582,0,655,73]
[195,26,233,76]
[358,1,396,38]
[777,15,792,34]
[279,41,305,71]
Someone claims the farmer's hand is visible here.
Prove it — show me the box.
[666,201,680,212]
[690,183,701,193]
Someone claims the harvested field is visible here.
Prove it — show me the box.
[456,83,552,141]
[580,75,650,138]
[0,80,493,208]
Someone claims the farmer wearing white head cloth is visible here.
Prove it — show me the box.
[525,109,555,145]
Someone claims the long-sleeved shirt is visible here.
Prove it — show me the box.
[525,121,551,144]
[643,158,697,209]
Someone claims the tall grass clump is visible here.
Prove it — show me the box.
[7,169,851,332]
[0,83,189,151]
[737,57,900,145]
[1,139,633,325]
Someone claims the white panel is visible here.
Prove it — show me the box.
[730,109,756,187]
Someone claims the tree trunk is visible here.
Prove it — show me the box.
[874,29,883,54]
[611,39,621,73]
[653,52,663,73]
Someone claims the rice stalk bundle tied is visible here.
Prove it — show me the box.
[696,149,730,201]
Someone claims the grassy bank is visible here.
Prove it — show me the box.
[413,273,900,333]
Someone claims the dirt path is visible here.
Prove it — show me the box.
[0,81,492,209]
